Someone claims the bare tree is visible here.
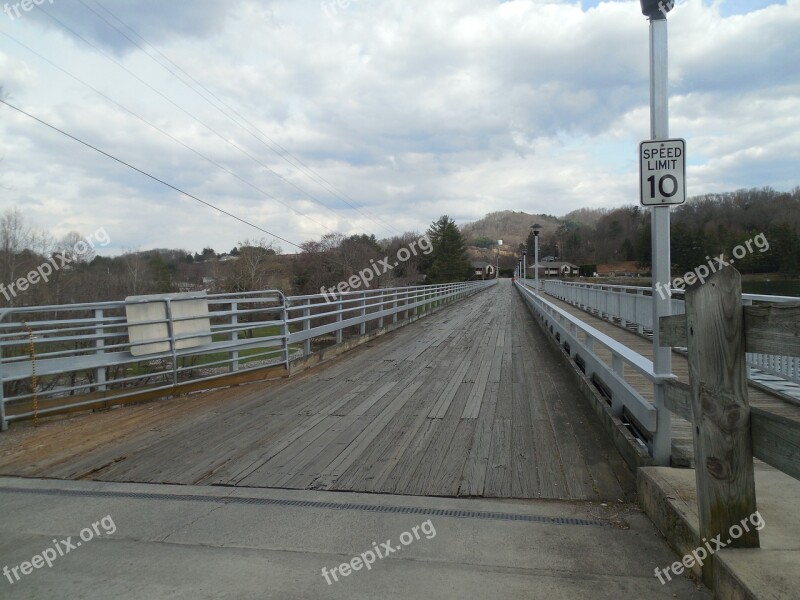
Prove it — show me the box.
[0,208,33,305]
[224,238,281,292]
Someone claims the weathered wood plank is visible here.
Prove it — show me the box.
[314,378,424,489]
[484,418,512,497]
[459,381,499,496]
[461,359,492,419]
[744,303,800,356]
[663,379,693,423]
[658,314,687,348]
[661,303,800,356]
[409,383,470,495]
[750,407,800,481]
[428,358,471,419]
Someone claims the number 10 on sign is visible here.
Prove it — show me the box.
[639,138,686,206]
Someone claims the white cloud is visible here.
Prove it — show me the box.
[0,0,797,255]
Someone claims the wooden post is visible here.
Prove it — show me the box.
[684,267,759,586]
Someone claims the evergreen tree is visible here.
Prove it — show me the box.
[425,215,472,283]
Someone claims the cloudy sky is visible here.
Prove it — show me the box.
[0,0,798,255]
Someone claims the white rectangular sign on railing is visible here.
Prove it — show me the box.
[125,292,212,356]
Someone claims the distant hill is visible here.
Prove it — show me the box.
[459,210,561,248]
[458,187,800,277]
[562,207,609,228]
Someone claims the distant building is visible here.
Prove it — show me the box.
[471,261,496,279]
[528,261,579,278]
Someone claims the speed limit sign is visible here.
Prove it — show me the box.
[639,139,686,206]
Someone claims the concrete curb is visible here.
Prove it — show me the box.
[637,466,800,600]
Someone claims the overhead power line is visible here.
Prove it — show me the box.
[28,10,344,237]
[1,30,335,236]
[77,0,402,237]
[84,0,401,233]
[0,98,306,253]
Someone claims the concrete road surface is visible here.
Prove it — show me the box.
[0,477,708,599]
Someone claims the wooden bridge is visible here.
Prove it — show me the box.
[1,274,798,599]
[0,280,634,501]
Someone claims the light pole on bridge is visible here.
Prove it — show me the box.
[531,224,542,292]
[522,249,527,282]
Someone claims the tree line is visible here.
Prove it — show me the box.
[512,187,800,275]
[0,210,473,307]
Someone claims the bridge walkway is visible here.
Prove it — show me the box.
[0,280,634,501]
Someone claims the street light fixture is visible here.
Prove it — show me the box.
[531,224,542,291]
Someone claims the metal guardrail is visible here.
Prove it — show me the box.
[514,280,665,456]
[540,279,800,384]
[0,280,495,429]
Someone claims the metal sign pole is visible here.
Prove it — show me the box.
[649,13,672,466]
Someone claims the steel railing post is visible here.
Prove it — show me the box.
[164,299,178,387]
[303,298,311,358]
[230,300,239,372]
[336,294,343,344]
[282,294,290,365]
[94,308,107,391]
[360,292,367,336]
[0,346,6,431]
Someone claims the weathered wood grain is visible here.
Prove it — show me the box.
[685,268,759,585]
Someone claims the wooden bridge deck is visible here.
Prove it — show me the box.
[0,280,635,501]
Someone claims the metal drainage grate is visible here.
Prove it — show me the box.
[0,486,607,527]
